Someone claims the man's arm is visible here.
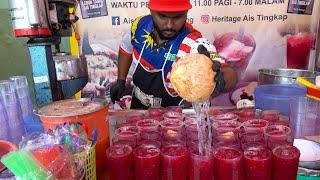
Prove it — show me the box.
[117,50,133,80]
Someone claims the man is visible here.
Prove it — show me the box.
[111,0,237,109]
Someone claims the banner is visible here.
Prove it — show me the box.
[76,0,320,108]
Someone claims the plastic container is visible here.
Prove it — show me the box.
[254,84,306,116]
[73,144,96,180]
[290,96,320,138]
[0,80,26,145]
[35,98,109,172]
[0,96,10,141]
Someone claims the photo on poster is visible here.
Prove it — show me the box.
[287,0,314,15]
[80,0,108,19]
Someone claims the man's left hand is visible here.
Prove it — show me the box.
[197,45,226,96]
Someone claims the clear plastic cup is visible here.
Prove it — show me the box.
[10,76,35,124]
[264,125,293,150]
[0,96,10,141]
[160,119,185,146]
[163,111,184,121]
[114,126,139,148]
[210,113,238,122]
[0,80,26,144]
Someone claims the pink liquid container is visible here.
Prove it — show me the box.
[133,144,160,180]
[264,125,293,150]
[214,32,256,79]
[188,148,214,180]
[272,145,300,180]
[161,145,188,180]
[213,147,244,180]
[114,126,139,148]
[106,144,134,180]
[287,33,314,69]
[290,96,320,138]
[244,146,272,180]
[160,119,185,146]
[0,80,26,145]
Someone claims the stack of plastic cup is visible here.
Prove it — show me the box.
[0,95,10,141]
[9,76,43,133]
[9,76,34,124]
[0,80,26,145]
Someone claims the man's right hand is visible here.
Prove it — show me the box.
[110,79,126,103]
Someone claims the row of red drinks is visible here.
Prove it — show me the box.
[112,107,292,151]
[106,106,299,180]
[106,144,300,180]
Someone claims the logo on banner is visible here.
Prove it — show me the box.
[200,15,210,24]
[112,16,120,25]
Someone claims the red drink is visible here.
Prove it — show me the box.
[214,32,255,78]
[210,112,238,122]
[163,111,184,121]
[244,147,272,180]
[166,106,183,113]
[133,144,160,180]
[185,118,207,141]
[136,119,160,142]
[287,33,314,69]
[160,120,185,144]
[241,132,266,150]
[261,110,280,122]
[212,120,241,142]
[149,107,167,117]
[238,108,258,122]
[138,139,161,148]
[242,119,269,134]
[213,147,244,180]
[161,145,188,180]
[106,144,134,180]
[188,149,214,180]
[272,145,300,180]
[114,126,139,148]
[264,125,292,150]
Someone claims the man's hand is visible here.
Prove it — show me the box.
[110,79,126,103]
[197,45,226,96]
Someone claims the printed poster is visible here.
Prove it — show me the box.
[75,0,320,109]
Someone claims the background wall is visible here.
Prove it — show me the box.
[0,2,70,103]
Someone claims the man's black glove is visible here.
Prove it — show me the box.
[197,45,226,96]
[110,79,125,103]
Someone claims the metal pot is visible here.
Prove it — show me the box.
[258,68,319,85]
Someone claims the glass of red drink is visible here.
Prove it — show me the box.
[184,118,207,142]
[166,106,183,113]
[238,108,259,122]
[160,119,185,146]
[272,145,300,180]
[114,126,139,148]
[148,107,167,120]
[210,112,238,122]
[133,144,161,180]
[242,119,269,134]
[138,139,161,149]
[244,146,272,180]
[287,32,314,69]
[117,114,145,128]
[188,148,214,180]
[213,146,244,180]
[161,145,188,180]
[214,32,256,79]
[241,132,266,151]
[106,144,134,180]
[261,110,280,123]
[212,120,241,141]
[264,125,293,150]
[163,111,184,121]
